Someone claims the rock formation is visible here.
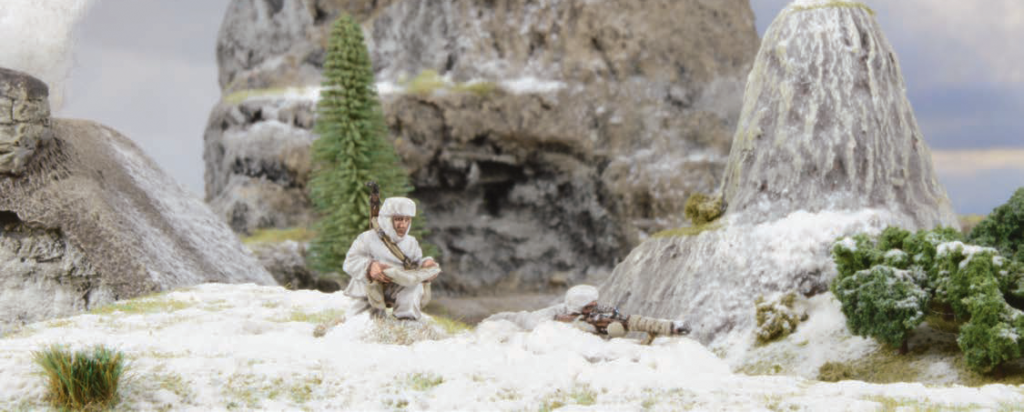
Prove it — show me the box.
[204,0,759,295]
[0,67,275,328]
[720,0,957,227]
[249,240,341,293]
[599,0,959,346]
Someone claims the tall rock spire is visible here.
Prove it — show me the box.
[721,0,958,228]
[599,1,960,349]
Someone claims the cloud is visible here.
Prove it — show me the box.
[0,0,96,109]
[932,149,1024,177]
[936,166,1024,215]
[856,1,1024,92]
[881,1,1024,86]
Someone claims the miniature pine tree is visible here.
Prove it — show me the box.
[307,14,433,275]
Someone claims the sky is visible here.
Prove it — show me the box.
[32,0,1024,215]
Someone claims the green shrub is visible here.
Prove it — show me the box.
[831,223,1024,372]
[957,292,1022,373]
[833,265,929,348]
[968,187,1024,260]
[903,226,963,287]
[933,242,1000,318]
[830,233,879,284]
[34,344,127,410]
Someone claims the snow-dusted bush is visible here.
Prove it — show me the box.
[935,242,1024,372]
[754,292,806,344]
[833,265,929,349]
[933,242,1000,317]
[831,233,880,283]
[901,226,963,287]
[968,187,1024,262]
[831,226,1024,372]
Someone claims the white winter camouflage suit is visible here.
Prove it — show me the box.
[343,197,433,320]
[482,285,599,332]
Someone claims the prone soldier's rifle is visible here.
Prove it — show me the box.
[576,305,690,345]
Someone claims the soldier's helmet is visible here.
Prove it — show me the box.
[565,285,599,313]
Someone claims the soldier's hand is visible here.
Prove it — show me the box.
[368,261,391,283]
[421,259,440,282]
[590,317,614,329]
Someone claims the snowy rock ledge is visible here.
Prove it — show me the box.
[2,283,1023,411]
[602,208,902,348]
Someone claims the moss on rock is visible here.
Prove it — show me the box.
[683,192,724,225]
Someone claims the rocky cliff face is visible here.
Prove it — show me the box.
[599,0,960,347]
[205,0,759,294]
[0,67,275,328]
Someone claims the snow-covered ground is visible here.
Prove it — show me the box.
[2,283,1023,411]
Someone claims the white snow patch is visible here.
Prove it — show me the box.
[375,81,401,95]
[499,77,566,94]
[836,236,858,252]
[3,284,1023,410]
[729,293,878,378]
[884,249,906,259]
[936,241,999,269]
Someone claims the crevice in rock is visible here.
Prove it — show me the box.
[445,54,457,72]
[312,2,328,25]
[483,181,514,216]
[230,157,297,188]
[591,37,618,78]
[265,0,284,16]
[0,210,20,226]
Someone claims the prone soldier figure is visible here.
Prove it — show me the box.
[485,285,690,344]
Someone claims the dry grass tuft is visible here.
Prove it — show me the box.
[34,344,127,411]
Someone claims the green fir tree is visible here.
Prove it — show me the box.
[307,14,433,276]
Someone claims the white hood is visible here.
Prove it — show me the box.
[377,197,416,243]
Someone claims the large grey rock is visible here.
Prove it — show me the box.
[0,68,275,328]
[204,98,316,233]
[205,0,759,294]
[249,240,341,293]
[600,0,959,346]
[0,67,52,175]
[217,0,399,93]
